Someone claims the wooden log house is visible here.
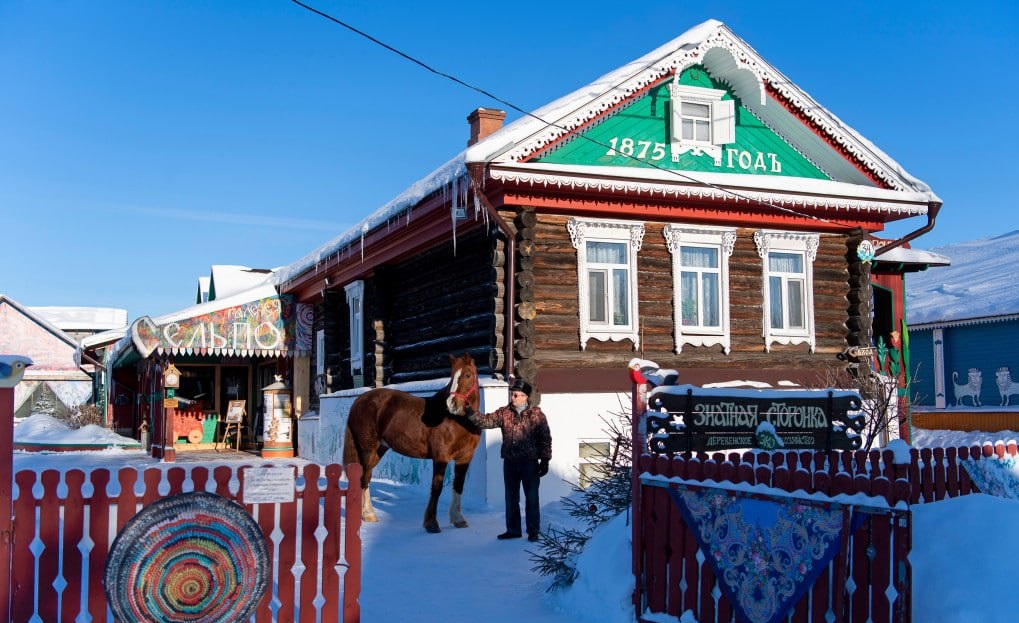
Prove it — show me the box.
[275,20,942,502]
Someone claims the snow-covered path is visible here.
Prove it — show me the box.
[357,480,586,622]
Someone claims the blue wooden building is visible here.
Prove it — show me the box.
[907,231,1019,429]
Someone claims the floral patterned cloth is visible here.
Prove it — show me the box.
[669,487,848,623]
[963,456,1019,500]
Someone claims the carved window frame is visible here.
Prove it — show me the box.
[754,231,819,352]
[344,280,365,376]
[568,218,645,351]
[664,225,736,354]
[669,83,736,166]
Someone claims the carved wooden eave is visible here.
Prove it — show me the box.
[486,162,930,231]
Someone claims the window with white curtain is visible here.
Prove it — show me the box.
[754,231,819,352]
[344,280,365,377]
[664,225,735,353]
[668,82,735,166]
[568,218,645,350]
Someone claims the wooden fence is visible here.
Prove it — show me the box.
[632,383,1017,623]
[9,462,362,623]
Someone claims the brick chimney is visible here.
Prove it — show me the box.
[467,108,506,146]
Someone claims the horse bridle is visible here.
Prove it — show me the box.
[449,363,478,403]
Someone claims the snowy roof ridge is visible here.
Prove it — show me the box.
[906,230,1019,325]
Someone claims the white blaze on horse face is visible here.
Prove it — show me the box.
[446,369,463,414]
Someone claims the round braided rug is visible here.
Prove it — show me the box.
[104,491,269,623]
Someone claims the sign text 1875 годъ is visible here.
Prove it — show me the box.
[646,384,865,453]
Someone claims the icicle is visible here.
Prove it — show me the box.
[360,222,369,262]
[450,178,459,256]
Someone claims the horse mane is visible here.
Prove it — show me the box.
[420,386,481,433]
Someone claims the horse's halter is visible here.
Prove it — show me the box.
[448,363,479,403]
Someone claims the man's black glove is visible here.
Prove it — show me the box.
[537,458,549,477]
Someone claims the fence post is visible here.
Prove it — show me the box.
[0,385,13,622]
[631,381,647,622]
[0,355,31,622]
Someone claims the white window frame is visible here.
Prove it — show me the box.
[568,218,645,351]
[663,225,736,354]
[669,82,735,166]
[344,280,365,376]
[754,231,819,352]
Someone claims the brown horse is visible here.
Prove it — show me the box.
[343,353,481,533]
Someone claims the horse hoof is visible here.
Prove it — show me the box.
[453,519,469,528]
[363,513,379,523]
[424,521,441,533]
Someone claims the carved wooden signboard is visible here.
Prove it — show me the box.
[646,384,865,453]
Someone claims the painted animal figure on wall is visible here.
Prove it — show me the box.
[996,367,1019,406]
[953,368,982,407]
[343,353,481,533]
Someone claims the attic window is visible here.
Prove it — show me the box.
[669,83,735,166]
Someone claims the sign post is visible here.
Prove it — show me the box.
[0,355,33,621]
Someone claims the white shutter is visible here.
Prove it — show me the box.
[711,99,735,145]
[670,95,684,143]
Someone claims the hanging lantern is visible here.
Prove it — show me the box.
[260,375,294,459]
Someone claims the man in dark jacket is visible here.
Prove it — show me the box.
[466,379,552,542]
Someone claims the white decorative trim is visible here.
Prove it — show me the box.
[663,225,736,354]
[753,231,818,352]
[489,166,928,218]
[933,328,946,409]
[909,313,1019,330]
[499,25,908,191]
[569,218,645,350]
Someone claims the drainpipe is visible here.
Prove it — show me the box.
[874,201,942,257]
[468,162,516,383]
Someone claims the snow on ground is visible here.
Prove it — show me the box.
[9,414,1019,621]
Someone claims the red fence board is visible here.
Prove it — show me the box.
[8,463,361,623]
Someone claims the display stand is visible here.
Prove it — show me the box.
[217,400,245,452]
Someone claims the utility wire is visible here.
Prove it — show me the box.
[290,0,861,230]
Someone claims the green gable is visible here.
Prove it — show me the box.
[534,66,829,180]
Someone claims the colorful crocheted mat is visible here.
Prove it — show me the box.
[669,487,849,623]
[104,491,269,623]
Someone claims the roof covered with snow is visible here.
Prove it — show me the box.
[209,265,273,301]
[28,306,128,332]
[907,230,1019,326]
[273,19,939,289]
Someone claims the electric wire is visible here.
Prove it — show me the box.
[290,0,869,230]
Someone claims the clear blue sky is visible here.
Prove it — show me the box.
[1,1,1016,323]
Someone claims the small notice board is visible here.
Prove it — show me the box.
[226,400,246,423]
[218,400,246,452]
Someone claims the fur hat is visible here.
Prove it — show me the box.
[509,379,532,396]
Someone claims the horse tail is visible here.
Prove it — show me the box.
[343,424,357,467]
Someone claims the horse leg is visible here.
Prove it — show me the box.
[359,445,388,523]
[449,462,470,528]
[423,459,447,533]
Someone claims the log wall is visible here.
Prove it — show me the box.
[526,213,853,372]
[376,228,501,383]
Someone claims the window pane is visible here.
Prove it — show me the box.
[682,119,693,141]
[788,280,804,329]
[695,120,710,142]
[589,271,606,323]
[612,269,629,326]
[682,102,710,118]
[680,246,717,268]
[680,271,698,326]
[587,241,626,264]
[769,276,783,329]
[703,272,719,326]
[769,252,803,273]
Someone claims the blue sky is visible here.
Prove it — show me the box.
[1,1,1016,322]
